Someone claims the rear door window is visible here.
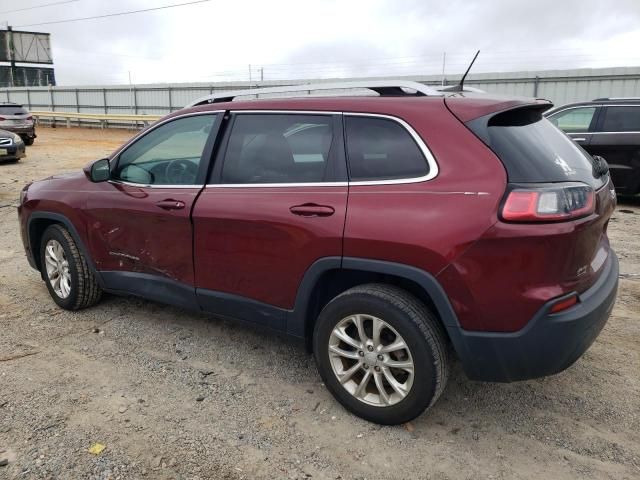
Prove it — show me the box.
[344,116,428,181]
[548,107,596,133]
[601,106,640,132]
[220,114,335,184]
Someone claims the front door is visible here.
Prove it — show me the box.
[192,112,348,330]
[85,112,220,308]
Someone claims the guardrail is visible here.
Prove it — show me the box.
[30,111,163,129]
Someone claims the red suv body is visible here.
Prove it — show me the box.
[17,83,619,424]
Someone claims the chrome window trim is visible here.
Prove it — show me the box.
[108,179,203,189]
[205,110,439,189]
[230,109,341,115]
[107,109,439,189]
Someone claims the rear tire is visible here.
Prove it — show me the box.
[313,284,449,425]
[40,224,102,310]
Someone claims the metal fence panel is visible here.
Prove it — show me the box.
[3,67,639,128]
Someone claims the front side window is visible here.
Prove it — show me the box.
[344,116,428,181]
[221,114,334,184]
[548,107,596,133]
[601,106,640,132]
[114,114,215,185]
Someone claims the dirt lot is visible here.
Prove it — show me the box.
[0,127,639,480]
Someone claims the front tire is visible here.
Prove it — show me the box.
[40,224,102,310]
[313,284,449,425]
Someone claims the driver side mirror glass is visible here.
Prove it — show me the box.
[90,158,110,182]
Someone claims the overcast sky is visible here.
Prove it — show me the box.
[1,0,639,86]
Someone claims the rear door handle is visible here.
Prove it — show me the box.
[156,199,185,210]
[573,137,587,142]
[290,203,335,217]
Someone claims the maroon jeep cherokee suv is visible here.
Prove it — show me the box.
[17,81,618,425]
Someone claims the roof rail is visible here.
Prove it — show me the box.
[434,85,486,94]
[187,80,443,107]
[593,97,640,101]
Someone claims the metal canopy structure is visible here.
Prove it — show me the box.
[188,80,444,106]
[0,29,53,65]
[0,27,55,87]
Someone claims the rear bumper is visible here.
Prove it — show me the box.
[450,250,619,382]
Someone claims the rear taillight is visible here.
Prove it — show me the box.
[0,117,5,121]
[501,183,595,222]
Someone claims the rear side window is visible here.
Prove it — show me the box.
[601,106,640,132]
[221,114,334,184]
[0,105,28,115]
[469,107,605,190]
[548,107,596,133]
[345,116,428,181]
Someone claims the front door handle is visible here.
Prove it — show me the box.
[573,137,587,142]
[156,199,185,210]
[290,203,335,217]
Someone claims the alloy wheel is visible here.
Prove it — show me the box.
[328,314,415,407]
[44,239,71,299]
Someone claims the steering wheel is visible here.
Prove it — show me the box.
[164,159,198,185]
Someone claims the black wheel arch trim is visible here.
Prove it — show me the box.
[288,256,463,344]
[27,211,104,287]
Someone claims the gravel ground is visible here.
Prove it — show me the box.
[0,127,639,480]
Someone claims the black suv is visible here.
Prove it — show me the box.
[545,98,640,195]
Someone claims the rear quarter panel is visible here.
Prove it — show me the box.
[343,101,507,287]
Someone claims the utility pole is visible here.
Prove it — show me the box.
[260,67,264,82]
[248,64,252,83]
[8,26,16,87]
[441,51,446,86]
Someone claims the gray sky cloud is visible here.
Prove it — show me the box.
[1,0,639,85]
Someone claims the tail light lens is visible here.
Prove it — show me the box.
[502,183,595,222]
[0,117,5,121]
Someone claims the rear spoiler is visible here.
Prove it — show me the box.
[445,96,553,123]
[462,103,554,145]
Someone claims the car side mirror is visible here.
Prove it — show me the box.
[89,158,111,182]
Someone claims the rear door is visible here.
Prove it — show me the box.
[192,111,348,330]
[588,105,640,194]
[85,112,221,307]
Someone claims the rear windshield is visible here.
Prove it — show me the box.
[469,107,605,189]
[0,106,28,115]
